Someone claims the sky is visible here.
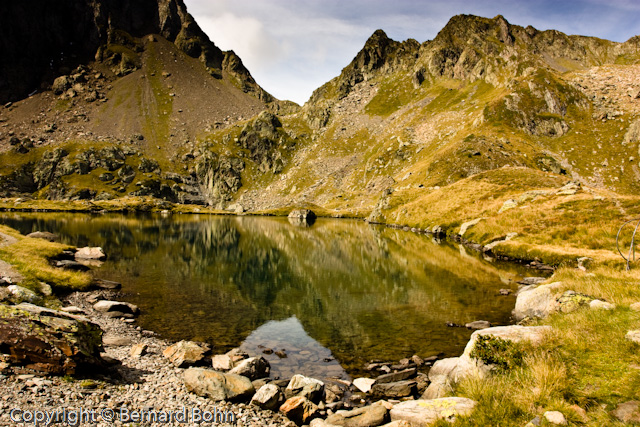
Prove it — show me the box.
[184,0,640,105]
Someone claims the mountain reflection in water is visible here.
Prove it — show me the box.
[0,213,528,377]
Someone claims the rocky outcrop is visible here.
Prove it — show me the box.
[235,111,296,175]
[0,303,104,375]
[194,150,244,208]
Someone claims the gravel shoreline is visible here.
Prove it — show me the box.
[0,289,295,427]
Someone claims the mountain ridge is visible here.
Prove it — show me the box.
[0,5,639,220]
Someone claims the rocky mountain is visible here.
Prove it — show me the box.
[1,8,639,219]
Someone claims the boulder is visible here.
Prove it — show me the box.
[75,247,106,260]
[462,325,553,358]
[353,377,376,393]
[513,282,563,321]
[325,401,390,427]
[389,398,477,426]
[280,396,318,425]
[183,367,254,402]
[251,383,283,411]
[228,356,270,380]
[0,303,104,375]
[285,374,324,403]
[163,340,210,368]
[422,357,482,399]
[371,380,416,399]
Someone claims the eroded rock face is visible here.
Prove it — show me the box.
[0,303,104,375]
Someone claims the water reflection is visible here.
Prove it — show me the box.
[241,316,348,381]
[0,213,529,377]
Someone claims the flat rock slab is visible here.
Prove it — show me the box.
[353,378,376,393]
[0,303,103,375]
[390,397,477,426]
[376,368,417,384]
[371,380,416,399]
[325,402,389,427]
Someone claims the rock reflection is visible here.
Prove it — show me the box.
[241,316,349,381]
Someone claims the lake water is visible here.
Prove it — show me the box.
[0,212,530,380]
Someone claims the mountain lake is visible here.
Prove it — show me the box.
[0,212,533,381]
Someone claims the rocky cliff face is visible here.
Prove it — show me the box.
[0,0,270,104]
